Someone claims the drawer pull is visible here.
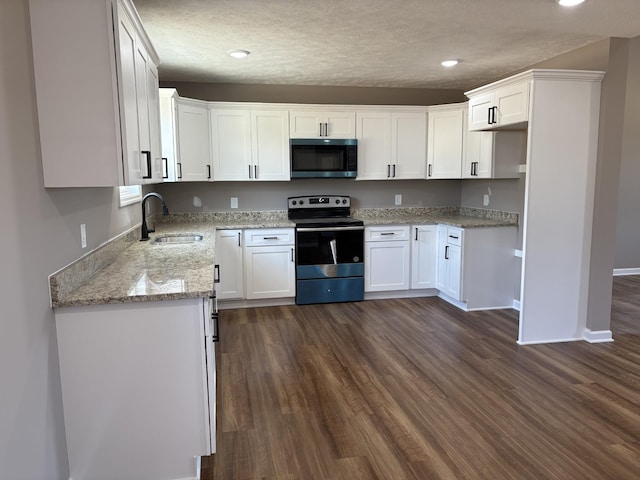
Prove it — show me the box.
[263,236,279,240]
[380,232,395,236]
[449,235,459,239]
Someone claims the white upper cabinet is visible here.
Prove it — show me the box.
[176,99,212,182]
[356,109,427,180]
[467,79,530,131]
[211,106,290,181]
[427,103,464,179]
[29,0,162,187]
[463,128,526,179]
[391,112,427,179]
[289,110,356,138]
[159,88,178,181]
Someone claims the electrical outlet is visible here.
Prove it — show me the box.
[80,224,87,248]
[395,194,402,206]
[230,197,238,209]
[483,194,490,206]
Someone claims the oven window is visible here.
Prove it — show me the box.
[296,230,363,266]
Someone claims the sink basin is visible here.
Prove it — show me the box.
[154,234,203,244]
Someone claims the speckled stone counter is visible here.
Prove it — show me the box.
[49,208,515,308]
[353,206,519,228]
[50,211,294,308]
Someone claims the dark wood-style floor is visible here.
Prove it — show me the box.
[202,276,640,479]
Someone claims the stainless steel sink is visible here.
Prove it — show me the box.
[154,234,203,244]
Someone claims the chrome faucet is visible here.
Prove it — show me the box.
[140,192,169,241]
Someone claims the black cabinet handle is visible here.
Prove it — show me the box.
[214,265,220,283]
[162,157,168,179]
[445,245,449,259]
[449,235,459,239]
[263,236,279,240]
[207,164,211,179]
[237,231,241,247]
[387,164,391,178]
[211,312,219,342]
[291,248,294,262]
[428,164,432,177]
[254,165,257,179]
[415,228,418,241]
[248,164,252,179]
[177,162,182,179]
[380,232,395,236]
[392,164,396,178]
[142,151,152,179]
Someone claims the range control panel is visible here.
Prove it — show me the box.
[288,195,351,209]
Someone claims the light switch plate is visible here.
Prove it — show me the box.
[230,197,238,209]
[395,194,402,206]
[483,194,490,206]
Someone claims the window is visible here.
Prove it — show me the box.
[118,185,142,207]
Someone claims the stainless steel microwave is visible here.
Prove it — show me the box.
[290,139,357,178]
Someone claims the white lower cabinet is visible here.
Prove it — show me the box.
[244,229,295,299]
[215,230,244,300]
[54,297,215,480]
[410,225,438,289]
[365,226,411,292]
[436,225,517,310]
[436,226,463,299]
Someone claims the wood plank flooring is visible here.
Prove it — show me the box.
[202,277,640,479]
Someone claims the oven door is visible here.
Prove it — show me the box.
[295,226,364,279]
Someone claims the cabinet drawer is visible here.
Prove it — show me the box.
[445,227,463,246]
[365,225,410,242]
[244,228,294,246]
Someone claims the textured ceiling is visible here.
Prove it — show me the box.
[133,0,640,90]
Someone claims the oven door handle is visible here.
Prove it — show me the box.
[296,226,365,232]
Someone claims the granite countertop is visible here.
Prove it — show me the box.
[50,208,516,308]
[50,213,295,308]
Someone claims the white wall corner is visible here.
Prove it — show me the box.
[584,328,614,343]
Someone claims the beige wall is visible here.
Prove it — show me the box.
[614,37,640,269]
[0,0,142,477]
[159,81,466,105]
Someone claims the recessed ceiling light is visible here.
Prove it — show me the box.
[228,49,250,59]
[558,0,585,6]
[441,59,459,68]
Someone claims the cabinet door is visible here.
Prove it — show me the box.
[365,241,410,292]
[392,112,427,179]
[355,112,392,180]
[411,225,437,289]
[176,102,211,182]
[427,107,463,179]
[159,89,178,181]
[251,110,290,181]
[116,3,143,185]
[464,130,494,179]
[435,226,449,292]
[468,92,495,131]
[211,109,252,181]
[146,61,163,182]
[245,245,296,299]
[289,110,325,138]
[496,81,529,127]
[324,111,356,138]
[215,230,244,300]
[446,244,462,300]
[134,43,151,180]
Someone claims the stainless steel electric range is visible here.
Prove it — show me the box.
[288,195,364,305]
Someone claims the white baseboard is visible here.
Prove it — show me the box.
[364,289,438,301]
[517,336,583,345]
[512,299,521,311]
[613,267,640,276]
[584,329,614,343]
[218,297,296,310]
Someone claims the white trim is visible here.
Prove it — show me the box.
[613,268,640,276]
[514,249,523,258]
[517,336,583,346]
[512,299,521,311]
[365,289,438,301]
[584,329,614,343]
